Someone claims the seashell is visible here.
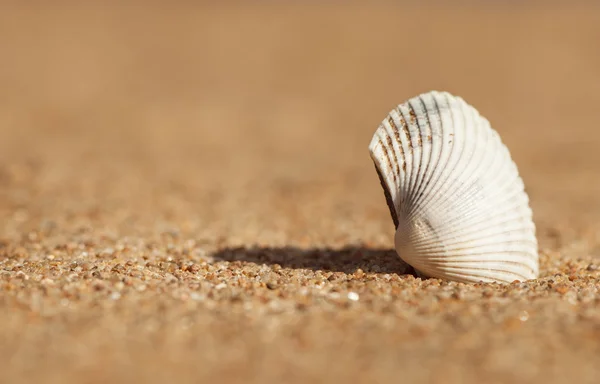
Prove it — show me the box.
[368,90,538,284]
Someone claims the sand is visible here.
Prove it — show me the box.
[2,3,600,384]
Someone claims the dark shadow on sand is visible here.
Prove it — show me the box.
[212,245,416,276]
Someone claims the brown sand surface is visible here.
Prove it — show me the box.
[2,3,600,383]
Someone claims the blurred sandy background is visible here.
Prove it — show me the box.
[1,2,600,384]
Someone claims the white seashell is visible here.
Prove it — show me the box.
[369,90,538,284]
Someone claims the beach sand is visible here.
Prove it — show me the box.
[1,3,600,383]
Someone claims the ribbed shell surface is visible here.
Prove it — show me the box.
[369,91,538,284]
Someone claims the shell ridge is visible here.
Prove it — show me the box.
[406,218,537,249]
[391,108,413,216]
[369,90,539,284]
[405,94,442,220]
[427,96,483,215]
[411,240,538,258]
[396,103,420,216]
[369,130,400,227]
[403,97,427,213]
[408,103,518,226]
[382,117,404,216]
[422,172,529,234]
[405,92,455,221]
[405,92,473,223]
[425,260,536,274]
[385,114,406,211]
[382,119,401,187]
[388,111,411,216]
[413,197,533,246]
[417,265,532,283]
[405,217,537,250]
[425,266,533,281]
[423,254,538,266]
